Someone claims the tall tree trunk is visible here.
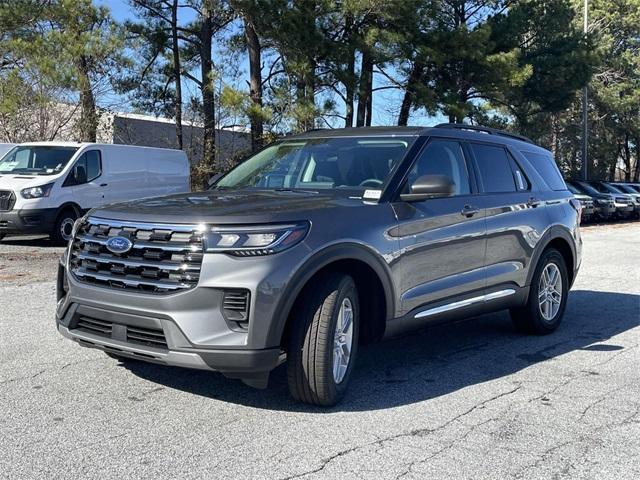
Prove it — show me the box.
[171,0,183,150]
[634,136,640,182]
[243,15,263,151]
[77,55,97,142]
[344,49,355,128]
[623,134,631,181]
[200,1,215,172]
[356,52,372,127]
[398,61,424,126]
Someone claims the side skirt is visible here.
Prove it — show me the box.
[383,285,529,339]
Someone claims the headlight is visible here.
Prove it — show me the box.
[21,183,54,199]
[205,222,309,256]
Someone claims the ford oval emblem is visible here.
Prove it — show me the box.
[106,236,133,254]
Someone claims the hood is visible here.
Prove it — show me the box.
[572,193,592,202]
[89,189,372,224]
[0,174,58,190]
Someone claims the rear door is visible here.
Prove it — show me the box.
[467,142,547,292]
[393,138,487,314]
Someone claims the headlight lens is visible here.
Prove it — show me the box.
[21,183,54,199]
[205,222,309,256]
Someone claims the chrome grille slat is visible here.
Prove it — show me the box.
[70,217,204,294]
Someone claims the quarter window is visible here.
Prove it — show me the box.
[470,143,517,193]
[521,151,565,191]
[406,140,471,195]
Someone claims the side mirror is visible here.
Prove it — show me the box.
[400,174,455,202]
[208,172,223,187]
[74,165,87,185]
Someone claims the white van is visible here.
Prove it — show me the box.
[0,142,190,244]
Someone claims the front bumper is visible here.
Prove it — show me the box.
[0,208,57,235]
[55,241,308,383]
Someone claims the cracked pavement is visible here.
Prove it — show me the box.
[1,224,639,479]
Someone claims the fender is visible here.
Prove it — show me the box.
[266,242,397,347]
[56,202,84,218]
[525,224,577,288]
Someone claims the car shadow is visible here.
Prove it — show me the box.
[121,289,640,412]
[0,235,54,248]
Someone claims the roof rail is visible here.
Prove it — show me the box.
[434,123,534,144]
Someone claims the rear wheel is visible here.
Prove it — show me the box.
[510,248,568,335]
[50,209,77,246]
[287,273,359,406]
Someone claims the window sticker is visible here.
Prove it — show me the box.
[363,189,382,200]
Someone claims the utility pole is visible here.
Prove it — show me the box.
[581,0,588,181]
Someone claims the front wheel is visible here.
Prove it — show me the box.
[510,248,569,335]
[50,209,77,246]
[287,273,359,406]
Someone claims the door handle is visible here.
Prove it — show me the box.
[100,183,108,187]
[461,205,480,217]
[527,197,542,208]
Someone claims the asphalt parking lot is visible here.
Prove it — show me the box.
[1,224,639,479]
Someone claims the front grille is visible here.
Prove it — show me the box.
[76,316,113,337]
[616,197,629,204]
[0,190,15,211]
[222,289,250,322]
[70,217,204,294]
[73,316,168,350]
[126,325,168,349]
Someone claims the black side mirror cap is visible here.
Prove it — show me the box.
[400,174,455,202]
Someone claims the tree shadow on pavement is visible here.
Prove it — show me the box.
[122,289,640,412]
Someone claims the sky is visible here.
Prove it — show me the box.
[98,0,444,128]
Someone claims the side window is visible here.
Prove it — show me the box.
[85,150,102,182]
[521,151,566,191]
[406,140,471,195]
[508,152,530,191]
[470,143,517,193]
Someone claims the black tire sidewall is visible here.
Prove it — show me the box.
[325,278,359,400]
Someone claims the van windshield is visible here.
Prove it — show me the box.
[215,136,415,192]
[0,146,79,175]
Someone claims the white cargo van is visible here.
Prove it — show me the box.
[0,142,190,244]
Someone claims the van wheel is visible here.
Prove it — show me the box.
[510,248,568,335]
[51,209,77,246]
[287,273,359,406]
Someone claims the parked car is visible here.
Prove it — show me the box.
[609,182,640,217]
[583,181,636,219]
[56,124,582,406]
[565,180,616,220]
[0,143,16,158]
[565,183,595,222]
[0,142,189,244]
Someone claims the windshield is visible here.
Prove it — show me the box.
[600,183,623,194]
[617,184,639,194]
[566,183,582,195]
[574,182,600,195]
[0,146,79,175]
[215,136,416,192]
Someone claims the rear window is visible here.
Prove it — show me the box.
[470,143,516,193]
[522,151,566,191]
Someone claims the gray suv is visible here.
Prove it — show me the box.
[56,124,582,406]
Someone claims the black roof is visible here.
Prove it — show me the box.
[286,124,539,149]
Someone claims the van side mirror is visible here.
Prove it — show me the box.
[74,165,87,185]
[400,174,455,202]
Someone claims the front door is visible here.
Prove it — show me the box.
[65,150,107,209]
[393,138,487,315]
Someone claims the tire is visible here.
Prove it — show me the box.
[50,209,77,246]
[510,248,569,335]
[287,273,359,406]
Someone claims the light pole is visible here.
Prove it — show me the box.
[582,0,588,181]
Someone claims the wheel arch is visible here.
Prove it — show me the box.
[526,226,577,289]
[269,243,396,349]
